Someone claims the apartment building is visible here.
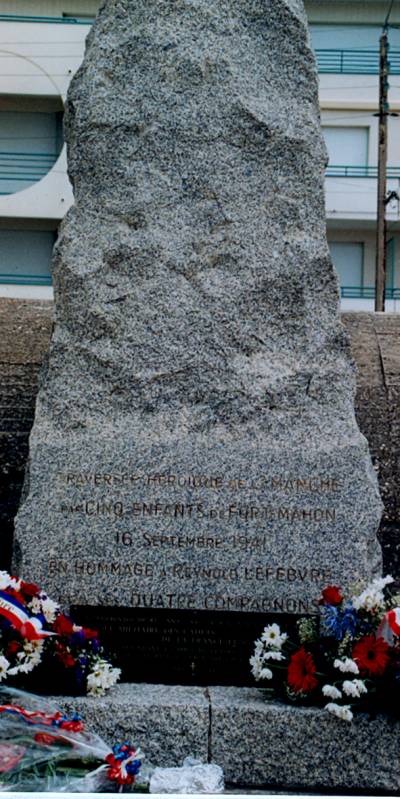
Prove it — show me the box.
[0,0,399,310]
[308,0,400,311]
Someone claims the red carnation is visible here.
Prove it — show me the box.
[6,640,20,656]
[55,643,76,668]
[20,581,40,598]
[319,585,343,606]
[287,647,318,693]
[83,627,99,641]
[353,635,391,676]
[53,614,74,637]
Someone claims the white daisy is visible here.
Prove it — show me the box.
[40,597,59,623]
[87,659,120,697]
[0,572,11,591]
[352,576,394,611]
[261,624,287,649]
[249,653,263,680]
[28,597,42,615]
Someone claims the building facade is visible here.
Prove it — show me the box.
[308,0,400,311]
[0,0,399,310]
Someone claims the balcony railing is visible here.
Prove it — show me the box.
[316,48,400,75]
[0,273,52,285]
[341,286,400,299]
[0,151,59,194]
[0,13,94,24]
[326,165,400,178]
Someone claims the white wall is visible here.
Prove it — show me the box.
[0,17,88,222]
[325,175,400,222]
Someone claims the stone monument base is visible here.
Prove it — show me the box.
[58,684,400,793]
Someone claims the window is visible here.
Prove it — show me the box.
[323,127,369,170]
[0,99,63,196]
[329,242,363,293]
[0,229,56,285]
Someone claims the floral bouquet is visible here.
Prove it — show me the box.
[0,686,145,792]
[0,571,120,696]
[250,575,400,721]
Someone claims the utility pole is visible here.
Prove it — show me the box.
[375,29,389,312]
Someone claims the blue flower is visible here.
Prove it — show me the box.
[321,603,357,640]
[321,605,341,638]
[71,630,86,646]
[91,638,101,654]
[341,604,357,636]
[126,759,141,776]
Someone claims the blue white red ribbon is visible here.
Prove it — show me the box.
[0,703,83,732]
[105,743,142,786]
[378,607,400,643]
[0,590,54,640]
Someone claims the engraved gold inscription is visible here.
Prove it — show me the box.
[60,500,336,523]
[48,559,331,585]
[59,472,343,493]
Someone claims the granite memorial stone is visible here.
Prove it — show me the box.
[14,0,383,678]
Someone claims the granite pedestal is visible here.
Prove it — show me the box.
[58,684,400,793]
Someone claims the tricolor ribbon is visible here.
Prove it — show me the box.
[377,607,400,644]
[105,743,142,786]
[0,704,83,732]
[0,590,55,640]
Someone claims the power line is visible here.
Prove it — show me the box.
[322,115,382,122]
[384,0,397,29]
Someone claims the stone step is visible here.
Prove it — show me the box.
[57,684,400,793]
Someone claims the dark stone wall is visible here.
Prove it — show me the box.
[0,301,399,582]
[342,313,400,584]
[0,300,53,570]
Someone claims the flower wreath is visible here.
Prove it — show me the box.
[0,571,120,696]
[251,575,400,721]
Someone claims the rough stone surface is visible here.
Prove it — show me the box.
[1,303,398,583]
[56,684,400,792]
[209,686,400,791]
[58,684,209,767]
[14,0,382,614]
